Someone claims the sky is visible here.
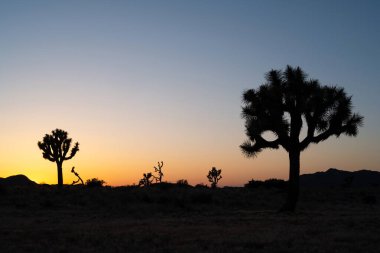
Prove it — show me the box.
[0,0,379,186]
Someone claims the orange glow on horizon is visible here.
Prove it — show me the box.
[1,130,377,187]
[0,107,378,187]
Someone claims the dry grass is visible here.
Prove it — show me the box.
[0,185,379,252]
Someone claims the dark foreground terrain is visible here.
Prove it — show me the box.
[0,183,379,253]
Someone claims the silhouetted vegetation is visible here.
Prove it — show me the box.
[207,167,222,188]
[139,173,153,187]
[71,167,84,185]
[195,183,208,189]
[37,129,79,188]
[241,65,363,211]
[176,179,189,186]
[153,161,164,183]
[138,161,165,186]
[85,178,106,187]
[245,179,287,189]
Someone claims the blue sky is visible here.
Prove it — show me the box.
[0,0,379,185]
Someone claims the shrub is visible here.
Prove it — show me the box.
[195,183,208,189]
[244,179,263,188]
[86,178,106,188]
[138,173,153,187]
[264,179,287,189]
[176,179,189,186]
[245,179,287,189]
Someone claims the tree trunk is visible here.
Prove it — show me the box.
[281,149,300,212]
[57,162,63,187]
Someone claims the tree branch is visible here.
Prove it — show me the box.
[65,142,79,160]
[240,135,280,157]
[300,113,316,151]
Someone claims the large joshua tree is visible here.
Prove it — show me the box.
[38,129,79,187]
[241,66,363,211]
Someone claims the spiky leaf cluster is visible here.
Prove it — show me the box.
[139,173,153,187]
[153,161,164,183]
[207,167,222,188]
[37,129,79,163]
[241,65,363,156]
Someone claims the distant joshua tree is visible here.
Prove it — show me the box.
[38,129,79,188]
[207,167,222,188]
[139,173,153,187]
[153,161,164,183]
[241,65,363,211]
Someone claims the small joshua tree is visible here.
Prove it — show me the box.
[153,161,164,183]
[38,129,79,187]
[139,173,153,187]
[207,167,222,188]
[71,167,84,185]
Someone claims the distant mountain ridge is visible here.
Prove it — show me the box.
[0,174,37,187]
[300,168,380,187]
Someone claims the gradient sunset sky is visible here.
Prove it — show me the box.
[0,0,379,186]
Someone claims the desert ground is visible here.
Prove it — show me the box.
[0,184,379,252]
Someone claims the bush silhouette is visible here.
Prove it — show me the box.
[245,179,287,189]
[139,173,153,187]
[86,178,105,187]
[264,179,287,189]
[176,179,189,186]
[38,129,79,187]
[241,65,363,211]
[195,183,208,189]
[207,167,222,188]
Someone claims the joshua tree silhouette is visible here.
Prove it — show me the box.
[241,65,363,211]
[207,167,222,188]
[153,161,164,183]
[38,129,79,187]
[139,173,153,187]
